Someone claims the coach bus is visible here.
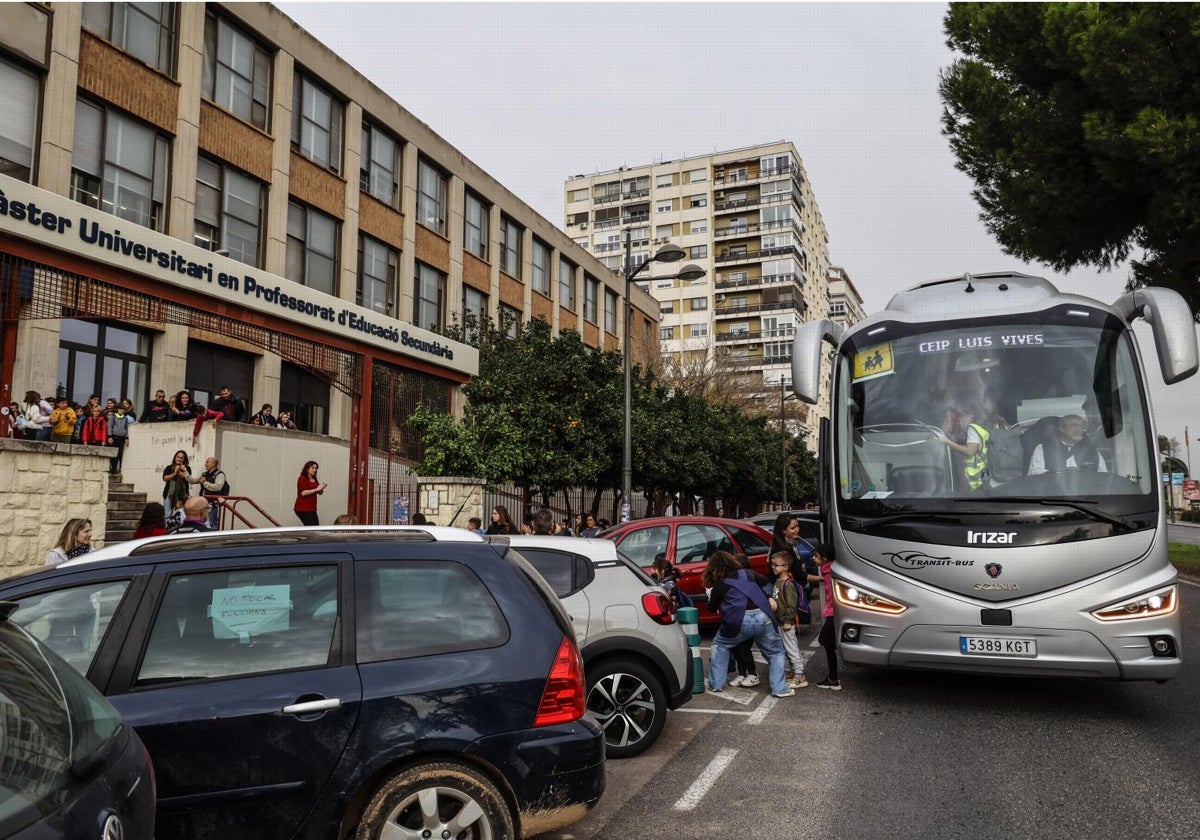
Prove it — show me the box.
[792,272,1197,680]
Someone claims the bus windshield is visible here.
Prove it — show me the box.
[833,307,1157,522]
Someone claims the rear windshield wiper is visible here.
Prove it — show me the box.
[987,498,1133,532]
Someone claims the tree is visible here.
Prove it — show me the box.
[940,3,1200,314]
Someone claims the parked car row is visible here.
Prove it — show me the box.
[0,516,789,837]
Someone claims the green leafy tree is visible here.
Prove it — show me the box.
[940,3,1200,312]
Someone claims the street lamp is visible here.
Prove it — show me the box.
[623,226,705,520]
[780,376,797,506]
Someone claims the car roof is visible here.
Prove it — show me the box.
[608,515,766,528]
[56,525,487,569]
[500,535,619,559]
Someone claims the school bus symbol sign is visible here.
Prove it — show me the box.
[853,343,894,382]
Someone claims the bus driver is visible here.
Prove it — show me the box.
[1027,414,1107,475]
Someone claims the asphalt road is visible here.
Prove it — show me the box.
[539,581,1200,840]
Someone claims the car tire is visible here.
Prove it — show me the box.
[355,760,515,840]
[587,658,667,759]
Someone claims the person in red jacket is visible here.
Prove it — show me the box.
[80,403,108,445]
[294,460,327,526]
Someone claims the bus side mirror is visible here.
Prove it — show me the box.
[791,319,843,405]
[1113,287,1198,385]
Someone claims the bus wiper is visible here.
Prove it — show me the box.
[846,510,963,531]
[988,498,1132,532]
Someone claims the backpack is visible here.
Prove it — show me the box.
[782,577,812,625]
[985,426,1026,484]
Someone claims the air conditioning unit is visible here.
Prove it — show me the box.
[579,222,588,229]
[654,237,668,244]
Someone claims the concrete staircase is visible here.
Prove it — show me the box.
[105,477,149,544]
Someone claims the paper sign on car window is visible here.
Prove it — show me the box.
[208,585,292,641]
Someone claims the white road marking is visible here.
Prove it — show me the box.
[747,694,778,724]
[1180,578,1199,588]
[674,708,753,716]
[673,748,738,811]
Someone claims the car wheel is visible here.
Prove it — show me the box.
[355,760,515,840]
[587,658,667,759]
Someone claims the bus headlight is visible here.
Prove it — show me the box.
[834,581,907,615]
[1090,586,1177,622]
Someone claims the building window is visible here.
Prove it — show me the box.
[58,320,150,407]
[280,361,329,435]
[689,220,707,234]
[656,201,673,213]
[690,297,708,311]
[559,257,576,310]
[82,2,175,73]
[292,72,343,172]
[655,224,673,239]
[656,174,673,188]
[690,323,709,338]
[660,302,674,314]
[584,275,599,324]
[463,285,489,331]
[688,194,707,208]
[358,235,397,316]
[569,188,589,202]
[416,156,447,235]
[202,11,270,130]
[82,2,176,73]
[286,200,339,295]
[71,99,170,231]
[414,261,445,332]
[689,245,708,259]
[688,168,707,183]
[659,326,673,340]
[195,155,264,266]
[499,303,521,338]
[604,289,618,333]
[500,216,522,278]
[0,58,38,182]
[360,121,399,206]
[463,190,488,260]
[531,239,550,296]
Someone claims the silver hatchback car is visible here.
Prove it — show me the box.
[502,536,692,758]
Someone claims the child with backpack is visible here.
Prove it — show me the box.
[771,550,811,688]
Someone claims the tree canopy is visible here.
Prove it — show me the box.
[940,3,1200,313]
[411,316,817,515]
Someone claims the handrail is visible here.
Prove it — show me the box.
[210,495,282,530]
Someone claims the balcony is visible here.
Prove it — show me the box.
[712,162,801,186]
[715,273,801,292]
[714,298,806,319]
[714,218,804,240]
[715,244,804,265]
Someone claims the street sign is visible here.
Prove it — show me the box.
[1184,479,1199,502]
[1173,472,1185,486]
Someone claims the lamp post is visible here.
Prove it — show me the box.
[623,226,705,520]
[780,375,797,506]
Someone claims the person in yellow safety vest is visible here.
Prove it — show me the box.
[931,404,990,491]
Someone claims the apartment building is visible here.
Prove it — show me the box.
[827,265,866,329]
[565,141,831,445]
[0,2,657,517]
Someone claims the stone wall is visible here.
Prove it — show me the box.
[414,478,484,529]
[0,439,113,574]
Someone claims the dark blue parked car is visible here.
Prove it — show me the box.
[0,527,604,839]
[0,601,156,840]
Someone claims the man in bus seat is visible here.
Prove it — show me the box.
[931,403,991,491]
[1026,414,1107,475]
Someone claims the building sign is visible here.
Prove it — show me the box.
[1183,479,1199,501]
[0,175,478,377]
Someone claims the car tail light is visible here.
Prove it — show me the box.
[641,590,677,625]
[534,636,586,727]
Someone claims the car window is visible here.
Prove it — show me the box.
[9,580,131,676]
[0,620,123,827]
[676,524,731,564]
[617,525,669,565]
[136,565,338,686]
[727,525,771,556]
[509,548,592,598]
[355,561,509,663]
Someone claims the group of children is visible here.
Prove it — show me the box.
[704,542,841,694]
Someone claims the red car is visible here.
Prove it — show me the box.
[603,516,775,626]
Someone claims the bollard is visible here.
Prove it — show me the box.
[677,606,704,694]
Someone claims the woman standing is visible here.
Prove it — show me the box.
[43,518,92,565]
[484,505,518,535]
[771,512,818,597]
[294,461,326,526]
[162,450,192,513]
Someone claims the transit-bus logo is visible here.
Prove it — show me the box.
[885,551,973,570]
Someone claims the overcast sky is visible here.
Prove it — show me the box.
[275,1,1197,457]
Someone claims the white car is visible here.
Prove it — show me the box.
[501,535,693,758]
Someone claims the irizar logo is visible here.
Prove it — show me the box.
[967,530,1017,545]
